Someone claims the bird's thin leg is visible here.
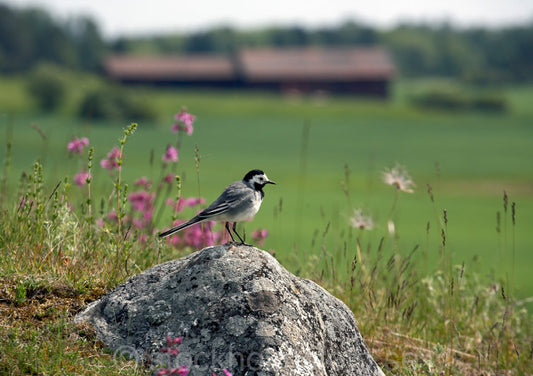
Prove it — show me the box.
[232,222,248,245]
[225,222,236,242]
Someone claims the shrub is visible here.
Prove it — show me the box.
[410,86,507,113]
[411,89,469,111]
[470,93,508,112]
[411,83,507,112]
[26,64,66,112]
[78,87,156,121]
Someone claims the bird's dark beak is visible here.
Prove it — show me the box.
[267,180,276,185]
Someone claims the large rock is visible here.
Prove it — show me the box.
[75,244,385,376]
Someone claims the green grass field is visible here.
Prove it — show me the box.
[1,76,532,374]
[3,82,532,298]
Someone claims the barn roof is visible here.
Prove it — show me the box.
[238,47,395,81]
[103,47,395,85]
[104,55,235,81]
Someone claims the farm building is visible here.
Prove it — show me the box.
[104,47,395,97]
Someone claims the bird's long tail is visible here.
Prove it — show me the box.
[158,217,202,238]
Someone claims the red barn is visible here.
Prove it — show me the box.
[104,47,395,97]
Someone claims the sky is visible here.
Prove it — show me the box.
[5,0,533,38]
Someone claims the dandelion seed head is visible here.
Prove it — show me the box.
[382,164,415,193]
[350,209,374,230]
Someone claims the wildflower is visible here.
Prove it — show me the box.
[162,145,179,163]
[184,221,220,248]
[163,173,174,184]
[143,209,153,222]
[166,197,185,212]
[382,164,415,193]
[166,336,183,345]
[107,210,118,222]
[129,191,155,229]
[184,197,206,208]
[166,197,206,213]
[172,110,196,135]
[159,347,179,356]
[350,209,374,230]
[164,220,186,246]
[134,176,152,189]
[251,229,269,246]
[128,191,155,212]
[67,137,89,154]
[132,217,144,229]
[156,366,189,376]
[74,170,91,187]
[172,366,189,375]
[100,146,121,170]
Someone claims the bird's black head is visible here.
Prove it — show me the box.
[243,169,276,191]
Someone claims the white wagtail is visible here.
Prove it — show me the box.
[159,169,276,244]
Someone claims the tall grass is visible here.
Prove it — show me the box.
[300,161,532,375]
[1,99,532,374]
[0,112,273,375]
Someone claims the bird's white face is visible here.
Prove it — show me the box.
[248,172,276,188]
[252,173,268,185]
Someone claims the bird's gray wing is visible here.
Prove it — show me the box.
[197,182,249,219]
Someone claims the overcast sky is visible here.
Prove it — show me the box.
[6,0,533,38]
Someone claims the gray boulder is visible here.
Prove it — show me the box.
[75,244,385,376]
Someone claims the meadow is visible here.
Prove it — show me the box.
[1,75,532,374]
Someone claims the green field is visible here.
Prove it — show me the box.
[2,81,532,306]
[2,76,533,374]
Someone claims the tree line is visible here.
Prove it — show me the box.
[1,4,532,83]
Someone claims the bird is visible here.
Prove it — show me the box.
[159,169,276,245]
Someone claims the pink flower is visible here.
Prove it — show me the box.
[159,348,179,356]
[143,209,153,222]
[182,123,193,135]
[175,110,196,127]
[67,137,89,154]
[184,197,206,207]
[166,336,183,345]
[172,110,195,135]
[132,218,144,229]
[134,176,152,189]
[163,220,186,246]
[171,366,189,375]
[128,190,155,229]
[184,221,220,248]
[100,146,121,170]
[128,191,154,212]
[162,145,179,163]
[166,198,184,212]
[164,173,174,184]
[252,229,269,246]
[74,170,91,187]
[166,197,206,213]
[107,210,117,222]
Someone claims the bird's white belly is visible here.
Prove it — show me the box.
[230,198,262,222]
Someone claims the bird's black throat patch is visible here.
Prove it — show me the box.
[254,184,266,198]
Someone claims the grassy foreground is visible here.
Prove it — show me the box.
[1,80,532,375]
